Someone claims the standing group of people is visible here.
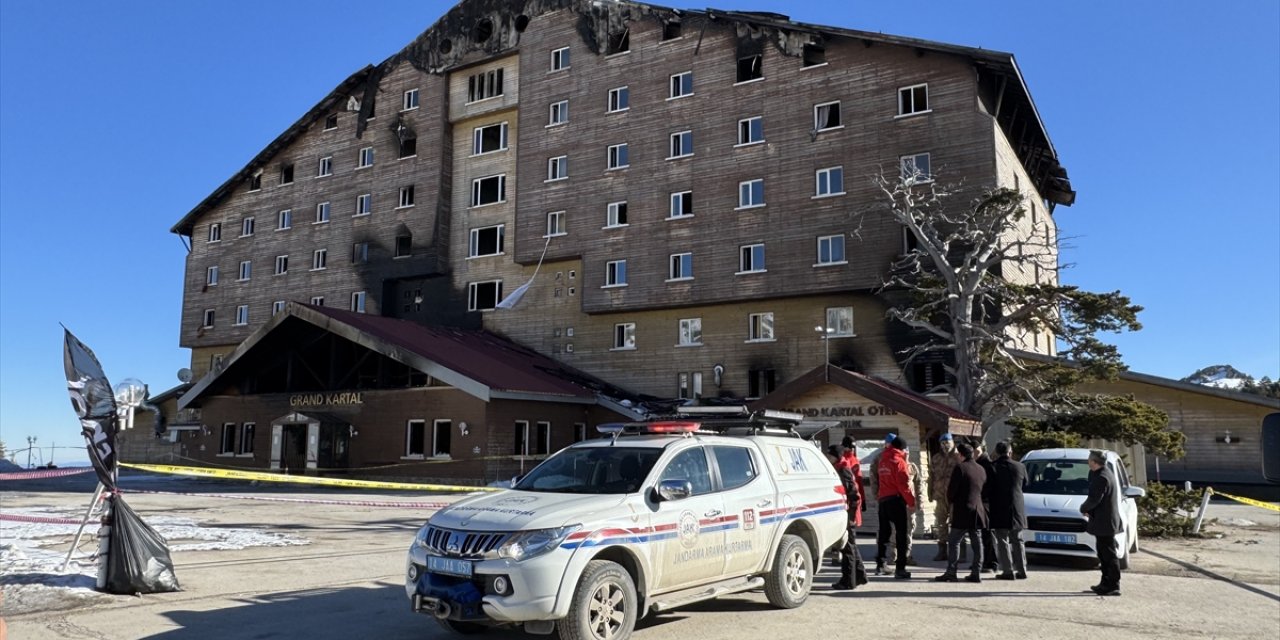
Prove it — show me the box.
[827,434,1125,596]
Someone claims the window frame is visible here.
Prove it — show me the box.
[897,83,930,117]
[612,322,637,351]
[240,217,255,237]
[548,100,569,127]
[747,312,775,343]
[277,209,292,230]
[900,152,933,184]
[814,100,842,132]
[273,254,288,276]
[356,146,374,169]
[550,46,570,71]
[432,419,452,457]
[467,280,503,312]
[826,306,855,337]
[605,201,628,228]
[816,234,847,266]
[466,68,505,104]
[608,86,630,113]
[668,71,694,99]
[398,185,415,209]
[735,54,764,84]
[238,423,256,456]
[737,179,765,209]
[237,260,251,281]
[470,174,507,208]
[814,165,845,198]
[234,304,249,326]
[355,193,372,216]
[668,191,693,219]
[604,259,628,288]
[545,210,566,237]
[317,156,333,177]
[202,308,215,329]
[667,252,693,281]
[668,130,693,159]
[350,291,367,313]
[738,243,766,274]
[678,317,703,347]
[607,143,629,170]
[472,122,509,155]
[315,201,331,224]
[737,116,764,147]
[311,249,327,271]
[207,223,221,243]
[405,419,427,458]
[272,300,286,316]
[206,265,219,286]
[546,155,569,182]
[468,224,506,258]
[219,423,237,455]
[402,88,419,111]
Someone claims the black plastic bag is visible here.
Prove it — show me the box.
[104,495,180,594]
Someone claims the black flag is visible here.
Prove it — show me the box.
[62,329,119,491]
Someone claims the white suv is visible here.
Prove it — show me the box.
[1020,448,1145,569]
[405,409,847,640]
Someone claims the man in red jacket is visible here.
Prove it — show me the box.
[832,437,868,589]
[876,435,916,579]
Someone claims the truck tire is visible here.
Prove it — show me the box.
[556,559,637,640]
[435,619,486,635]
[764,534,812,609]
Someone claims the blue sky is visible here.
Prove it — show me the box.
[2,0,1277,465]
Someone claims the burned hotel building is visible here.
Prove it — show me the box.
[162,0,1073,484]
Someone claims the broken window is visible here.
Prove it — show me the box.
[803,44,826,67]
[406,420,426,456]
[324,113,338,130]
[399,136,417,158]
[467,68,504,103]
[394,234,411,258]
[470,175,505,207]
[468,280,502,311]
[607,29,630,55]
[352,242,369,264]
[737,54,763,83]
[748,369,776,398]
[468,224,504,257]
[279,163,294,185]
[248,173,262,192]
[472,122,508,154]
[662,21,682,41]
[815,101,841,131]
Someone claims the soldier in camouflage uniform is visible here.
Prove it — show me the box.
[929,433,959,561]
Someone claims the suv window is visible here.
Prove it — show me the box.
[659,447,713,495]
[712,446,757,490]
[516,447,661,494]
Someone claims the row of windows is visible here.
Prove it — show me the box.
[598,235,847,288]
[218,422,255,456]
[541,82,929,129]
[207,187,415,243]
[200,292,368,330]
[205,236,413,287]
[605,306,855,351]
[405,418,591,459]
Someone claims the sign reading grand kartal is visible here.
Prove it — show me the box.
[289,392,365,407]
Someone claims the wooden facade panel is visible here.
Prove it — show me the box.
[180,62,449,353]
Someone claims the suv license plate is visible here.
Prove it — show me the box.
[1035,532,1077,545]
[427,556,474,578]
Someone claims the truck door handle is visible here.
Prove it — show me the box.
[757,499,773,508]
[704,509,722,518]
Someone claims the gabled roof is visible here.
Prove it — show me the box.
[749,365,982,437]
[179,303,633,408]
[172,0,1071,236]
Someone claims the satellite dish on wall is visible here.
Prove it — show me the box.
[177,368,193,383]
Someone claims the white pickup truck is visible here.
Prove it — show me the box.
[405,410,847,640]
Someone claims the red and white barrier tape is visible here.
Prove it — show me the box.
[0,513,85,525]
[120,488,451,510]
[0,467,94,481]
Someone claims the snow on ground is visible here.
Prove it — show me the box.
[1,506,309,615]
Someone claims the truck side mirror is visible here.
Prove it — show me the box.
[656,479,693,502]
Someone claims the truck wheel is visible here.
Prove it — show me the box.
[435,619,486,635]
[557,559,636,640]
[764,534,812,609]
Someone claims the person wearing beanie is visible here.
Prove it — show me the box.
[875,436,916,579]
[832,437,869,590]
[929,432,959,561]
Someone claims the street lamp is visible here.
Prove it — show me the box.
[815,325,834,381]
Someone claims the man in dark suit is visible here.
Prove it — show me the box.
[934,443,987,583]
[1081,450,1123,596]
[988,441,1028,580]
[974,443,998,573]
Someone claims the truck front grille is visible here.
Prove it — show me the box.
[421,526,509,558]
[1027,516,1088,533]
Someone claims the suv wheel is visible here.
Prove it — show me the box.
[435,619,487,635]
[764,534,812,609]
[557,559,636,640]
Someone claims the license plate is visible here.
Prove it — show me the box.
[1035,532,1077,545]
[427,555,474,578]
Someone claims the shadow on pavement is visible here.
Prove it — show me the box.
[1142,548,1280,603]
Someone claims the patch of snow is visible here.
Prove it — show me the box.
[1221,517,1258,527]
[1204,377,1247,390]
[1,507,309,615]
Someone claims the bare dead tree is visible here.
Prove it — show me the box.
[871,170,1144,430]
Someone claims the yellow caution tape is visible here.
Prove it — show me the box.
[1210,488,1280,513]
[121,463,499,493]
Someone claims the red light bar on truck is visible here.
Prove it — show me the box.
[644,421,701,434]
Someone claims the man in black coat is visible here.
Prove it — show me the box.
[935,443,987,583]
[974,443,998,573]
[1080,450,1124,596]
[988,441,1028,580]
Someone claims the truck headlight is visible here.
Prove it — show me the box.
[498,525,582,562]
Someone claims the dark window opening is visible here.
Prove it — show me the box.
[468,68,504,102]
[399,137,417,158]
[248,173,262,191]
[407,421,426,456]
[279,163,294,185]
[395,234,412,258]
[902,227,920,254]
[662,22,682,40]
[433,421,452,457]
[514,15,530,32]
[470,225,504,256]
[366,95,376,119]
[803,44,826,67]
[737,54,763,82]
[469,281,502,311]
[472,19,493,43]
[816,102,841,130]
[438,38,453,54]
[324,113,338,130]
[909,361,949,393]
[352,242,369,264]
[472,175,505,206]
[748,369,776,398]
[607,29,630,55]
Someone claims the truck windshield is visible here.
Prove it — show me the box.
[1024,459,1091,496]
[515,447,662,494]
